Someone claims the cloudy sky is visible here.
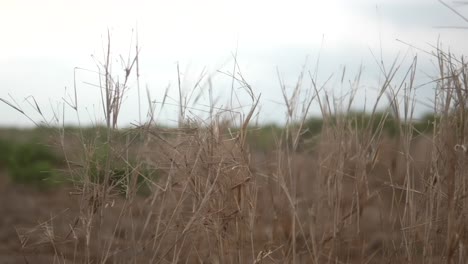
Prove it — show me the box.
[1,0,467,127]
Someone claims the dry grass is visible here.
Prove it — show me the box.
[3,33,468,264]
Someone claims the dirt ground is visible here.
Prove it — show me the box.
[0,170,80,264]
[0,169,159,264]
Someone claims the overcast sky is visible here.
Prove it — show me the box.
[1,0,468,127]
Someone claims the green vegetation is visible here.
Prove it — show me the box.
[244,111,439,152]
[0,138,63,188]
[86,141,158,196]
[0,112,440,184]
[303,111,441,138]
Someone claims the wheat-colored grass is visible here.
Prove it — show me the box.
[3,32,468,264]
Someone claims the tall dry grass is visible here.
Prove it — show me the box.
[3,34,468,264]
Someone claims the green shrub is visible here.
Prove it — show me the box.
[86,143,157,197]
[304,117,323,136]
[413,113,441,134]
[304,111,428,138]
[0,139,13,169]
[6,141,63,187]
[245,124,283,152]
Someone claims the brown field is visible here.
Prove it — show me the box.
[0,125,454,263]
[1,42,468,263]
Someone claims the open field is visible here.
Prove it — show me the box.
[0,124,437,263]
[2,37,468,264]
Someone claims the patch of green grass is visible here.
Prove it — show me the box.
[245,124,283,152]
[3,140,64,188]
[85,141,159,197]
[303,111,438,138]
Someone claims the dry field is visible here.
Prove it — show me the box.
[0,123,455,263]
[2,41,468,264]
